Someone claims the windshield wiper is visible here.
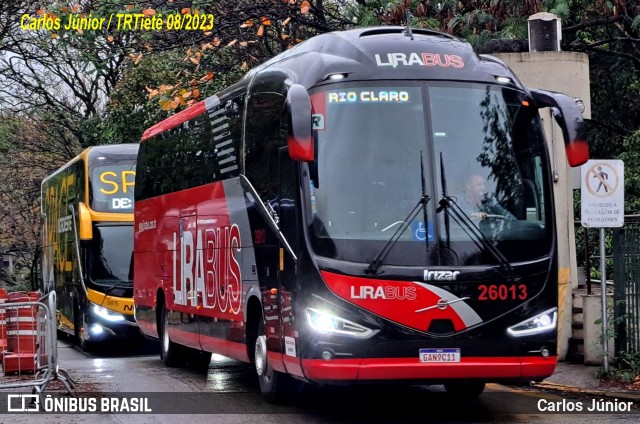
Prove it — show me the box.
[435,154,513,279]
[366,153,431,275]
[102,279,131,298]
[365,195,430,275]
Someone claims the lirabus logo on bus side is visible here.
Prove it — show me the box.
[172,224,242,314]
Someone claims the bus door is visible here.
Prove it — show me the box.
[244,90,301,372]
[277,148,303,375]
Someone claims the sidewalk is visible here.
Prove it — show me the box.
[532,361,640,401]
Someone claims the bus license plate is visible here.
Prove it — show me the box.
[419,348,460,363]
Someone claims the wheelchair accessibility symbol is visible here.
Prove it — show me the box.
[412,221,434,242]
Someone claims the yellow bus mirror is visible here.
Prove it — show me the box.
[78,202,93,240]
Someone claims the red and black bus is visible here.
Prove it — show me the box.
[134,27,588,402]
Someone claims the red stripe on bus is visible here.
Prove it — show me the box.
[301,356,556,381]
[169,326,249,362]
[141,101,207,142]
[200,334,250,363]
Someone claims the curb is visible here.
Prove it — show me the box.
[532,381,640,402]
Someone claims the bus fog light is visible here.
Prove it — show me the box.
[507,308,557,337]
[321,350,333,361]
[541,347,550,357]
[90,324,104,335]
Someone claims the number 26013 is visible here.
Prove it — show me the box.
[478,284,527,301]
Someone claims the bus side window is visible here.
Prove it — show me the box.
[244,92,286,201]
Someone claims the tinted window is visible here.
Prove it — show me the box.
[86,225,133,287]
[244,92,287,201]
[136,94,245,200]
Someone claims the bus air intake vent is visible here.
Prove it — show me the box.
[427,319,455,334]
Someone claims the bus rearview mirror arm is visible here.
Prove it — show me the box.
[529,88,589,167]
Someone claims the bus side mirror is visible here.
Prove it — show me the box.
[530,88,589,167]
[78,202,93,240]
[286,84,314,162]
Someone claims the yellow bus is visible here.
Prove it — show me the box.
[41,144,139,349]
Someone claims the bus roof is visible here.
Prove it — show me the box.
[141,26,523,143]
[243,26,519,87]
[41,143,139,185]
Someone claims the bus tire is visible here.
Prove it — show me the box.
[444,382,486,399]
[73,300,82,346]
[187,349,212,371]
[160,305,186,367]
[254,319,291,404]
[74,304,93,352]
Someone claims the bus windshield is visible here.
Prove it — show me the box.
[308,81,552,266]
[87,225,133,290]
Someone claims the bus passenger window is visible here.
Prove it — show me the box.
[244,93,286,201]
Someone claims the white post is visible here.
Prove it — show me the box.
[600,227,609,371]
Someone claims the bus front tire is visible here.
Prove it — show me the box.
[254,320,293,404]
[187,349,212,371]
[160,306,186,367]
[74,306,93,352]
[444,382,486,399]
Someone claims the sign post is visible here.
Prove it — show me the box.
[580,159,624,372]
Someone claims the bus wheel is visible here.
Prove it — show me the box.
[254,320,291,404]
[444,382,486,399]
[74,306,93,352]
[187,349,212,371]
[160,306,186,367]
[73,301,82,345]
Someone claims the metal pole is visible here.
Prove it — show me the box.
[584,227,592,295]
[600,227,609,371]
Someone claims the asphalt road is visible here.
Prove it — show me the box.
[1,338,638,423]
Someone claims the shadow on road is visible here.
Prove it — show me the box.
[58,332,160,357]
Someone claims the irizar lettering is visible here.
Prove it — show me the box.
[350,285,417,300]
[375,52,464,68]
[172,224,242,314]
[424,270,460,281]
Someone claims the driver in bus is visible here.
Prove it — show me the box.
[456,173,515,221]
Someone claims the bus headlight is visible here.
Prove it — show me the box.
[92,303,126,322]
[306,308,374,338]
[507,308,557,337]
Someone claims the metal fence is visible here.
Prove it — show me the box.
[0,291,74,395]
[613,218,640,354]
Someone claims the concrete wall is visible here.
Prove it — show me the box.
[495,52,591,360]
[583,294,615,365]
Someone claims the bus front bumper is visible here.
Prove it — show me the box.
[84,315,140,342]
[301,356,557,384]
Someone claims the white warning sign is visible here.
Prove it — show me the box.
[580,160,624,228]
